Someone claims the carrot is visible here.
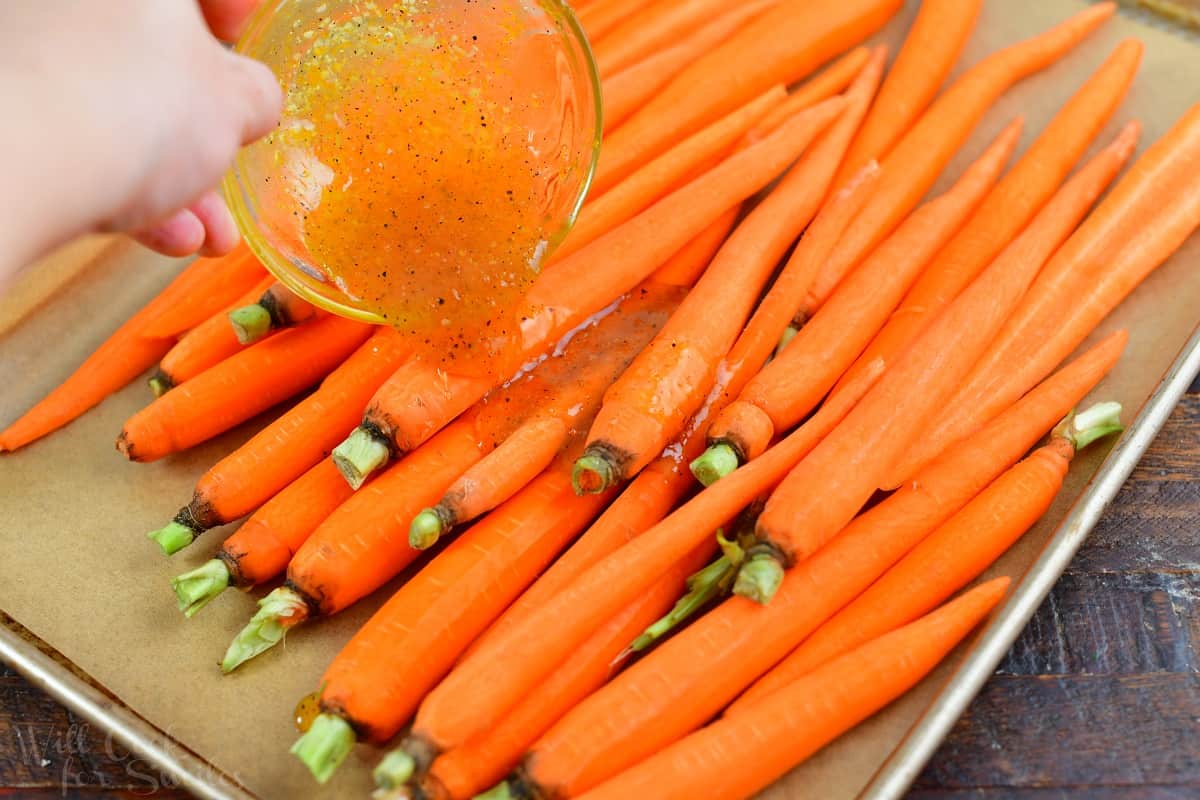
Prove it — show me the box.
[333,105,843,487]
[569,579,1010,800]
[648,206,739,288]
[289,469,614,783]
[137,243,264,339]
[886,101,1200,487]
[594,0,774,78]
[148,274,276,396]
[476,333,1124,798]
[747,121,1141,596]
[831,40,1145,400]
[556,88,787,262]
[398,362,883,763]
[696,118,1021,479]
[577,0,645,43]
[227,281,323,345]
[145,327,410,555]
[571,98,849,493]
[219,418,485,673]
[169,459,353,617]
[741,46,874,146]
[380,541,716,800]
[593,0,902,193]
[730,402,1122,713]
[833,0,983,186]
[804,3,1116,309]
[602,2,778,134]
[0,256,228,452]
[116,315,371,463]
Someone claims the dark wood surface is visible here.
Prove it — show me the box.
[3,387,1199,799]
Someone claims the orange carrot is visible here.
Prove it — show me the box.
[741,46,874,145]
[169,459,354,617]
[138,243,264,339]
[149,274,276,395]
[594,0,773,78]
[289,468,614,784]
[648,207,739,288]
[833,0,983,185]
[335,105,844,487]
[887,101,1200,487]
[593,0,902,193]
[730,401,1122,713]
[572,98,848,493]
[116,316,371,463]
[571,579,1009,800]
[748,123,1140,590]
[219,418,486,673]
[602,2,777,134]
[577,0,645,43]
[145,327,411,555]
[697,119,1020,477]
[386,541,716,800]
[475,333,1124,797]
[805,4,1116,309]
[557,88,787,261]
[831,40,1144,400]
[401,362,884,762]
[227,281,323,345]
[0,257,229,451]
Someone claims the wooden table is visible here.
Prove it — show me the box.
[1,382,1196,798]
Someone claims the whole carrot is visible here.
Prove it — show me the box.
[577,0,644,43]
[730,402,1122,713]
[572,98,848,493]
[289,468,614,783]
[602,1,778,133]
[475,334,1123,798]
[397,362,883,764]
[219,418,485,673]
[148,274,276,396]
[747,121,1141,598]
[227,281,323,345]
[695,118,1021,480]
[116,315,371,463]
[805,3,1116,309]
[594,0,902,193]
[333,107,842,488]
[145,327,410,555]
[169,459,354,617]
[137,243,264,339]
[831,39,1144,399]
[886,100,1200,486]
[416,330,1122,778]
[648,206,739,288]
[569,579,1010,800]
[833,0,982,185]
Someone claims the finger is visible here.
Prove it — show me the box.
[190,191,242,257]
[223,50,284,145]
[199,0,261,42]
[134,209,207,258]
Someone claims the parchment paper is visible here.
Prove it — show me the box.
[2,2,1199,798]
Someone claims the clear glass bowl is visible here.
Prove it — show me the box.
[223,0,602,325]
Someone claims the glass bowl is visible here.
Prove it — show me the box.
[223,0,602,326]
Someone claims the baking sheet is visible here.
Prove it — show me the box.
[2,1,1200,798]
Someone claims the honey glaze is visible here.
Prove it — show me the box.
[293,690,322,732]
[271,0,582,376]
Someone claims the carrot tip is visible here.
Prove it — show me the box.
[147,371,173,398]
[732,550,784,605]
[221,586,308,673]
[171,559,231,618]
[147,521,197,556]
[372,748,417,791]
[291,713,356,784]
[332,426,391,490]
[409,507,449,550]
[228,304,273,345]
[571,451,618,495]
[690,443,741,486]
[1055,400,1124,451]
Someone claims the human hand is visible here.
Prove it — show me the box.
[0,0,282,278]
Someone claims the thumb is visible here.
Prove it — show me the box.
[222,49,283,146]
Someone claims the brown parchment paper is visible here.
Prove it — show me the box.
[2,2,1199,798]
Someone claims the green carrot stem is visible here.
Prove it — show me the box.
[409,506,452,550]
[290,713,356,784]
[572,450,618,495]
[170,559,231,618]
[690,442,742,486]
[221,586,309,673]
[227,304,273,345]
[332,426,391,490]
